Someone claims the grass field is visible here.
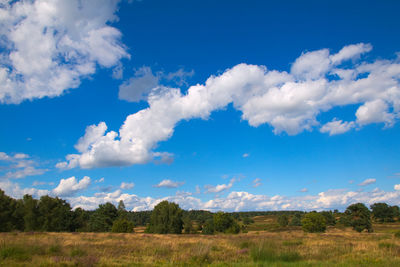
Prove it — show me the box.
[1,218,400,266]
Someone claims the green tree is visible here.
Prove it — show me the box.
[117,200,128,219]
[277,214,289,227]
[183,217,193,234]
[289,213,302,226]
[38,195,73,232]
[111,218,135,233]
[213,212,239,233]
[301,212,326,233]
[370,203,395,223]
[320,211,336,226]
[345,203,373,233]
[22,194,40,231]
[72,207,90,232]
[0,189,16,231]
[88,202,118,232]
[202,219,215,235]
[146,201,183,234]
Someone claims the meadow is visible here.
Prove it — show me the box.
[1,216,400,266]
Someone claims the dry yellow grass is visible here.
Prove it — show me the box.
[1,225,400,266]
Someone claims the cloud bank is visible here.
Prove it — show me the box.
[0,0,128,104]
[58,43,400,169]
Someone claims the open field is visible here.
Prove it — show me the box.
[1,221,400,266]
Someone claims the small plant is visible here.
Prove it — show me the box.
[70,246,87,257]
[394,230,400,238]
[0,245,31,261]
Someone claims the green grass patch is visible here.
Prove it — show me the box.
[0,245,31,261]
[250,241,301,263]
[70,246,87,257]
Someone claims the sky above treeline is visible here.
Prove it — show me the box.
[1,0,400,211]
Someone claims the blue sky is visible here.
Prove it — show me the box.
[1,0,400,211]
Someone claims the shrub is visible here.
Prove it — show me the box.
[277,214,289,227]
[290,213,302,226]
[394,230,400,238]
[213,212,240,233]
[301,212,326,233]
[111,219,134,233]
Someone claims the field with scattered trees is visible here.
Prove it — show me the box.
[1,189,400,266]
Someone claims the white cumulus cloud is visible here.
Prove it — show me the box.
[0,0,129,104]
[52,176,91,197]
[320,118,355,135]
[57,43,400,169]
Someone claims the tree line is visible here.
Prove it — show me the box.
[1,189,399,234]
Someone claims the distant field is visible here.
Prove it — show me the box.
[1,218,400,266]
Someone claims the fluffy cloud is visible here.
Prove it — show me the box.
[242,153,250,158]
[0,179,50,198]
[52,176,91,197]
[153,179,184,188]
[320,118,355,135]
[2,178,400,212]
[58,43,400,169]
[204,178,235,194]
[0,0,128,104]
[0,152,47,179]
[358,178,376,186]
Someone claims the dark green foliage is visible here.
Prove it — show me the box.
[370,203,396,223]
[22,194,41,231]
[183,217,193,234]
[72,207,90,232]
[213,212,239,233]
[225,222,240,234]
[301,212,326,233]
[88,202,118,232]
[320,211,336,226]
[289,213,302,226]
[202,219,215,235]
[38,195,73,232]
[0,189,22,231]
[277,214,289,227]
[126,210,152,226]
[146,201,183,234]
[117,200,128,219]
[111,218,135,233]
[345,203,373,233]
[242,216,254,225]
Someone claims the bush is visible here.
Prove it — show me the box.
[111,219,135,233]
[213,212,240,234]
[301,212,326,233]
[277,214,289,227]
[289,213,302,226]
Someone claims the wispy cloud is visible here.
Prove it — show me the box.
[358,178,376,186]
[154,179,184,188]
